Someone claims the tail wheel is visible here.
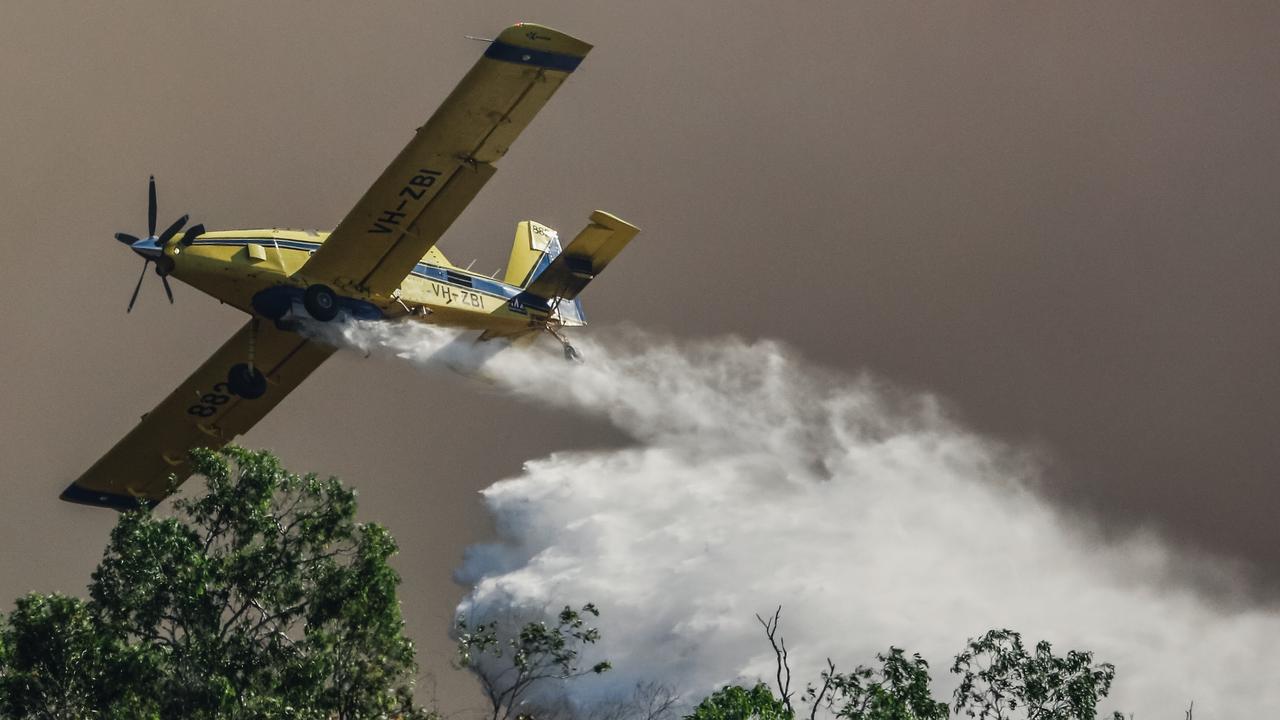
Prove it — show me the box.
[304,284,339,321]
[227,363,267,399]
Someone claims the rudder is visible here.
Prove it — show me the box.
[503,220,563,288]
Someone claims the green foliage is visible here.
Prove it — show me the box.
[0,592,153,719]
[753,609,1121,720]
[756,608,946,720]
[457,603,611,720]
[951,629,1121,720]
[0,446,431,719]
[685,683,793,720]
[808,648,948,720]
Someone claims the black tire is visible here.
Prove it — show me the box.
[251,292,291,321]
[303,284,339,322]
[227,363,267,399]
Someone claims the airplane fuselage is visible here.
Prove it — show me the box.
[165,228,583,333]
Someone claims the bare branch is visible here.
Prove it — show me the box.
[756,606,794,714]
[808,658,836,720]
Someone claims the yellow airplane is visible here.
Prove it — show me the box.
[62,23,637,510]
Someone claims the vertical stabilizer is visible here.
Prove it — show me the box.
[503,220,562,288]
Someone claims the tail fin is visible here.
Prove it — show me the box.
[503,220,563,288]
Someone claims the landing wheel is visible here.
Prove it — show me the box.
[227,363,267,399]
[251,292,291,321]
[303,284,339,321]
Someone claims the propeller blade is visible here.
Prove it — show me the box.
[127,260,150,313]
[147,176,157,237]
[180,222,205,247]
[115,232,140,245]
[161,275,174,304]
[156,214,188,247]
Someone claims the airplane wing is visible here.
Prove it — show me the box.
[60,321,333,509]
[299,23,592,296]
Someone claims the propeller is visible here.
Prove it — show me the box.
[115,176,205,312]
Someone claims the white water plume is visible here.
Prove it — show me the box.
[318,320,1280,717]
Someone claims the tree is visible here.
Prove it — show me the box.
[951,629,1123,720]
[0,592,154,719]
[807,649,948,720]
[0,446,431,719]
[685,684,792,720]
[456,603,612,720]
[754,608,946,720]
[588,681,681,720]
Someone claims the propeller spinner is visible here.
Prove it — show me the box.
[115,176,204,312]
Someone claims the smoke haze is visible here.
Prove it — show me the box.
[3,3,1280,714]
[320,320,1280,718]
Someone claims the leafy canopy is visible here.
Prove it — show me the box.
[686,684,793,720]
[807,648,948,720]
[727,609,1122,720]
[951,629,1123,720]
[0,446,430,720]
[457,603,612,720]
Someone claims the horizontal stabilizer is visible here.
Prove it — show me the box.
[523,211,639,301]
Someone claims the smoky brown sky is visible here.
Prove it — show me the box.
[1,1,1278,712]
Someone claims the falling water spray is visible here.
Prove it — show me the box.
[313,319,1280,717]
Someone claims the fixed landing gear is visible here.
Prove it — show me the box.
[227,319,267,399]
[544,325,583,363]
[304,284,339,321]
[251,284,382,329]
[227,363,267,399]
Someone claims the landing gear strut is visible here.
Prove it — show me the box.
[227,319,267,399]
[545,325,582,363]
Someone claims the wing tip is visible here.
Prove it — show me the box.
[59,483,154,512]
[504,23,593,55]
[589,209,641,236]
[487,23,592,72]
